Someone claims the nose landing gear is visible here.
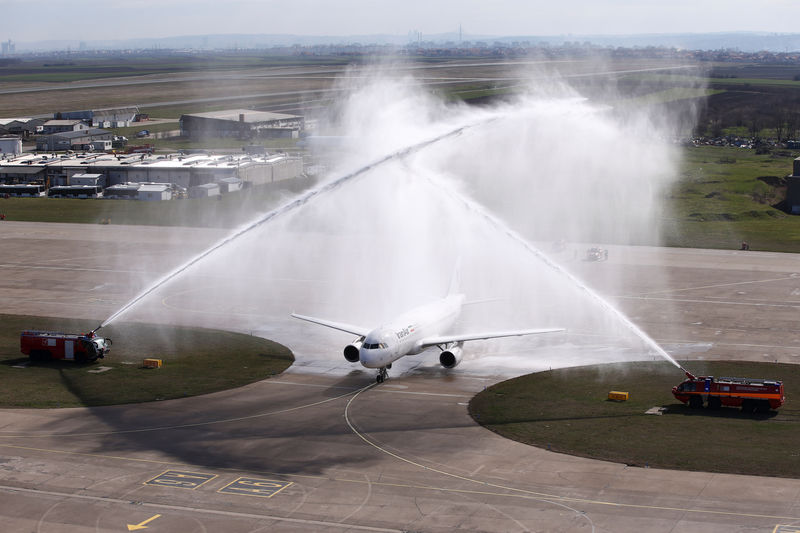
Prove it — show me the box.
[376,367,388,384]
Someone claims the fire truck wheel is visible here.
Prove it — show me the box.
[688,396,703,409]
[741,399,755,413]
[707,396,722,410]
[29,349,50,362]
[81,340,98,363]
[755,400,770,414]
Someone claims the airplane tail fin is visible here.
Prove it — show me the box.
[448,258,462,296]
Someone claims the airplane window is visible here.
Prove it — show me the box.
[379,343,387,349]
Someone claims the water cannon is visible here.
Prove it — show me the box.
[683,368,697,380]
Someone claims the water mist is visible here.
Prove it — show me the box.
[106,63,694,376]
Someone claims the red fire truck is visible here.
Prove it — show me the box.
[672,371,784,413]
[20,330,112,363]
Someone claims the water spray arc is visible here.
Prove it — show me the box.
[419,172,686,373]
[93,120,490,333]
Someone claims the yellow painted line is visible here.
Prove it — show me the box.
[127,513,161,531]
[217,477,293,498]
[0,484,401,533]
[3,405,798,524]
[773,526,800,533]
[144,470,218,490]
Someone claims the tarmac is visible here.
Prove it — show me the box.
[1,221,800,532]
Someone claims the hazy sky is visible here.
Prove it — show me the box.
[2,0,798,42]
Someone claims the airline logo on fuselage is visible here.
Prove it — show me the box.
[395,325,415,340]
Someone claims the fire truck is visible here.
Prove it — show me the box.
[20,330,112,363]
[672,371,784,413]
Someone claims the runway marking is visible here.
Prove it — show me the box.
[626,275,800,297]
[145,470,217,490]
[775,525,800,533]
[0,484,402,533]
[342,386,800,524]
[218,477,292,498]
[264,379,470,397]
[0,263,141,274]
[622,295,800,309]
[0,384,372,438]
[127,514,161,531]
[1,442,799,524]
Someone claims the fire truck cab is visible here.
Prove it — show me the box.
[672,372,784,413]
[20,330,112,363]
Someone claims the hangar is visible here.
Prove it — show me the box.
[180,109,304,140]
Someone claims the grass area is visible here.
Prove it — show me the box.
[626,87,723,105]
[709,77,800,88]
[0,314,293,408]
[111,122,180,136]
[469,361,800,478]
[0,54,355,84]
[0,178,315,227]
[664,145,800,251]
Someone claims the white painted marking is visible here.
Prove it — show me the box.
[623,295,800,309]
[262,380,470,398]
[624,275,800,296]
[0,484,402,532]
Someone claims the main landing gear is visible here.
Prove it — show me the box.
[376,367,388,384]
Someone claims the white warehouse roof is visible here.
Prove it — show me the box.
[182,109,299,123]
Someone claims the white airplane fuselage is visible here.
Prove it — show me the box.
[358,293,464,369]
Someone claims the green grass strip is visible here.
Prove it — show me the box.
[1,314,293,408]
[470,360,800,478]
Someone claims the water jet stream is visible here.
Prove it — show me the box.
[420,172,686,372]
[94,119,491,332]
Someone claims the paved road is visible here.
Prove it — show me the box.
[1,221,799,532]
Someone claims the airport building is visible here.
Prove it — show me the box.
[56,107,139,128]
[41,120,89,135]
[788,157,800,214]
[0,152,304,197]
[0,118,44,139]
[36,129,113,151]
[0,136,22,155]
[180,109,304,140]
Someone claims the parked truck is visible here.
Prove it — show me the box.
[20,330,111,363]
[672,371,784,413]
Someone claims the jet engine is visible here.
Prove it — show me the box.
[439,345,463,369]
[343,340,362,363]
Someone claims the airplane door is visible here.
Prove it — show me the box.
[64,341,74,360]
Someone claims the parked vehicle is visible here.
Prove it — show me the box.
[672,372,784,413]
[20,330,111,363]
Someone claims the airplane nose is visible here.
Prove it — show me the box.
[359,348,380,368]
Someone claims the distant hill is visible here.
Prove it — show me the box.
[14,31,800,53]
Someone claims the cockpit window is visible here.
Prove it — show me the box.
[363,342,388,350]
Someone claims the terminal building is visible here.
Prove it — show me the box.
[180,109,304,140]
[0,152,303,198]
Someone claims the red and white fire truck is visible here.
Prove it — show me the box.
[672,371,784,413]
[20,330,112,363]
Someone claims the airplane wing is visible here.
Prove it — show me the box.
[419,328,565,348]
[290,313,371,337]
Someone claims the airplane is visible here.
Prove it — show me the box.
[291,269,564,383]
